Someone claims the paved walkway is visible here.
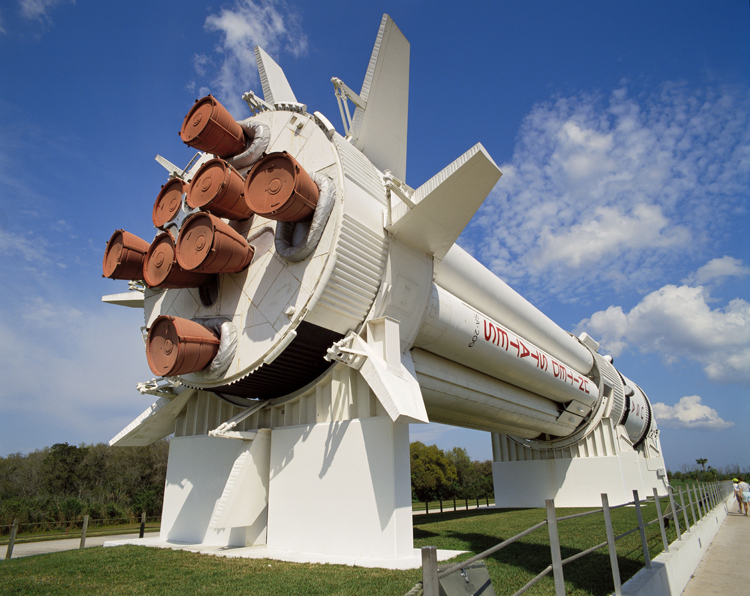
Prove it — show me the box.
[2,533,158,559]
[680,509,750,596]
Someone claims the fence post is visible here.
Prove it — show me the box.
[678,488,690,532]
[425,501,429,515]
[545,499,566,596]
[693,484,703,519]
[5,519,18,560]
[486,494,489,507]
[653,488,669,554]
[668,487,681,540]
[476,497,480,509]
[465,499,469,511]
[703,483,712,510]
[422,546,439,596]
[439,499,443,513]
[79,515,90,549]
[453,497,456,512]
[601,494,623,596]
[139,512,146,538]
[632,490,651,570]
[686,484,697,526]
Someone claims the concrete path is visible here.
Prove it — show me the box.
[2,532,158,560]
[680,510,750,596]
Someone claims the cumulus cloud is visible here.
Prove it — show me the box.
[577,259,750,383]
[652,396,734,430]
[683,256,750,286]
[201,0,308,115]
[466,82,750,303]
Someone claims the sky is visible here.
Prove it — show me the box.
[0,0,747,473]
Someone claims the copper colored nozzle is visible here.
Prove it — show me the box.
[243,151,319,223]
[187,158,252,220]
[175,212,254,274]
[179,95,246,158]
[143,231,214,289]
[152,179,188,229]
[146,315,220,376]
[102,230,150,280]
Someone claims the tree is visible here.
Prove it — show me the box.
[410,442,457,502]
[696,458,708,472]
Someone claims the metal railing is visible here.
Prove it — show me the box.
[410,480,732,596]
[2,513,160,560]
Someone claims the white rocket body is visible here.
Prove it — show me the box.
[105,15,667,563]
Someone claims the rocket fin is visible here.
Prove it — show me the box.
[108,389,195,447]
[386,144,502,261]
[254,46,297,105]
[350,14,409,181]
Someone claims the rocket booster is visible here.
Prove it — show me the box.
[103,15,656,450]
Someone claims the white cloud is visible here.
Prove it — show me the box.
[577,260,750,383]
[19,0,71,23]
[683,256,750,286]
[466,83,750,303]
[201,0,308,116]
[652,396,734,430]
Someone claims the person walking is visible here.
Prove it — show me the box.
[737,477,750,516]
[734,478,743,513]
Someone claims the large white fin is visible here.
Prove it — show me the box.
[386,144,502,261]
[254,46,297,104]
[350,14,410,181]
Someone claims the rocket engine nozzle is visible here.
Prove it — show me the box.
[179,95,246,158]
[102,229,150,281]
[243,151,319,222]
[146,315,221,376]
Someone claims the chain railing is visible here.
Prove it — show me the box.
[409,480,733,596]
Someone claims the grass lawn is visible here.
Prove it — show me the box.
[0,502,681,596]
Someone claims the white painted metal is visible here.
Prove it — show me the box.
[435,245,594,375]
[415,284,599,407]
[412,349,581,437]
[254,46,297,105]
[620,373,652,444]
[386,144,502,262]
[348,14,409,181]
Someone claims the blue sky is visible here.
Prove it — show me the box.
[0,0,747,473]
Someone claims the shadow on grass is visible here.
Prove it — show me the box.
[430,528,646,596]
[413,507,530,525]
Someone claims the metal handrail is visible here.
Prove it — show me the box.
[414,480,733,596]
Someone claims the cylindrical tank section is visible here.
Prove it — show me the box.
[244,151,319,222]
[146,315,221,376]
[412,349,582,438]
[415,284,599,408]
[619,373,653,446]
[175,212,254,274]
[435,246,594,376]
[102,230,150,280]
[179,95,246,158]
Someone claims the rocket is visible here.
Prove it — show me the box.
[103,15,664,516]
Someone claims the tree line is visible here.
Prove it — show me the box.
[0,441,169,532]
[1,439,491,532]
[410,442,494,502]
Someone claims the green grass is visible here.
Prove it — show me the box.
[0,501,684,596]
